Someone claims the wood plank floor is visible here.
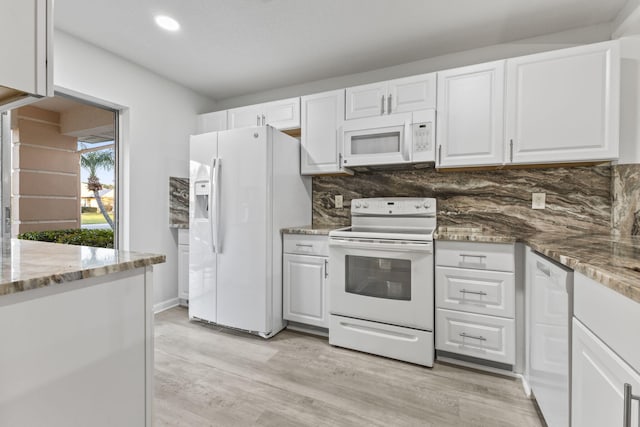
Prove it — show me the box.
[154,307,543,427]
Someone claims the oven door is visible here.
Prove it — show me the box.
[329,237,434,330]
[342,113,412,167]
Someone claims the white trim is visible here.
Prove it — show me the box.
[153,297,179,314]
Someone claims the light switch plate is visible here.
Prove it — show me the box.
[335,195,343,209]
[532,192,546,210]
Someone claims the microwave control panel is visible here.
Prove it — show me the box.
[412,122,434,162]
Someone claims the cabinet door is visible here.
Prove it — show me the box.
[178,243,189,301]
[345,81,387,119]
[227,104,262,129]
[572,318,640,427]
[388,72,436,114]
[283,254,328,328]
[301,90,345,175]
[506,41,619,164]
[0,0,52,101]
[197,110,227,133]
[437,61,505,167]
[264,97,300,130]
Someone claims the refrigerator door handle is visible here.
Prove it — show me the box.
[213,157,222,253]
[209,157,217,253]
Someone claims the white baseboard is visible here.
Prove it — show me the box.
[153,298,180,314]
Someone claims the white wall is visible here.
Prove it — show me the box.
[215,23,612,110]
[53,30,216,309]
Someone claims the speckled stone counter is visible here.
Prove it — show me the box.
[436,227,640,305]
[0,239,165,296]
[281,226,336,236]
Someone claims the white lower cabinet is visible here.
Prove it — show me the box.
[572,319,640,427]
[283,234,329,328]
[571,271,640,427]
[178,229,189,304]
[435,241,516,367]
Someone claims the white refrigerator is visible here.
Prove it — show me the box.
[189,126,311,338]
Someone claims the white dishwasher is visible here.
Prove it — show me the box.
[526,249,573,427]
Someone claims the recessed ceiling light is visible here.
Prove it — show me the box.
[155,15,180,32]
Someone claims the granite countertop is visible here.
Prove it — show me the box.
[281,226,337,236]
[0,239,166,297]
[284,224,640,304]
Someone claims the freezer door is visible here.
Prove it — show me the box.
[189,132,218,323]
[215,127,270,334]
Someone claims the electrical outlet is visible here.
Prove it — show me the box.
[335,195,343,209]
[532,192,546,210]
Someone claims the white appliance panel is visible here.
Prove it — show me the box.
[189,132,218,323]
[528,251,572,427]
[215,127,270,334]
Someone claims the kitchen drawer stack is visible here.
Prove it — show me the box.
[435,241,516,367]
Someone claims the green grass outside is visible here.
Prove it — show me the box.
[81,211,114,225]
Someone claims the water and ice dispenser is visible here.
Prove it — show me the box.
[194,180,210,219]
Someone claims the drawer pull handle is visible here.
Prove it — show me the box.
[295,244,313,248]
[536,261,551,277]
[459,289,487,296]
[459,332,486,341]
[460,254,486,259]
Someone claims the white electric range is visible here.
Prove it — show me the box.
[328,197,436,367]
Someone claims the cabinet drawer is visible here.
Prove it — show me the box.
[436,241,514,272]
[436,308,515,364]
[283,234,329,256]
[436,267,515,317]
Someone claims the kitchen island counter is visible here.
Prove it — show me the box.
[0,239,164,427]
[0,239,165,297]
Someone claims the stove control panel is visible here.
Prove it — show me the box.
[351,197,436,215]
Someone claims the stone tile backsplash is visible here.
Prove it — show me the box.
[612,164,640,236]
[313,165,612,236]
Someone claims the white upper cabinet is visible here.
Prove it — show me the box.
[505,41,620,164]
[436,61,505,168]
[227,97,300,130]
[196,110,228,134]
[388,73,437,114]
[0,0,53,110]
[345,73,435,120]
[345,82,387,119]
[301,90,351,175]
[228,104,263,129]
[263,97,300,130]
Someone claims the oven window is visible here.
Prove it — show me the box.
[345,255,411,300]
[351,132,400,155]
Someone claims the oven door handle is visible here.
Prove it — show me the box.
[329,238,433,253]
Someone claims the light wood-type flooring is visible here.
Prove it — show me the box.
[154,307,543,427]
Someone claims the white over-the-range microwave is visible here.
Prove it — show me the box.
[341,109,435,167]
